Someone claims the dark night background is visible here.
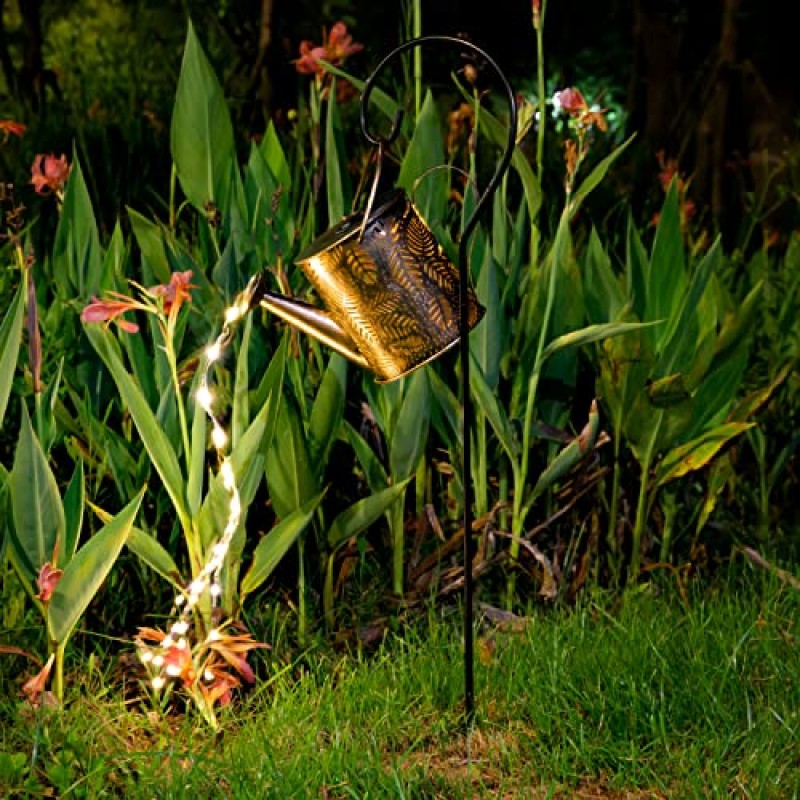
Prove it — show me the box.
[1,0,796,246]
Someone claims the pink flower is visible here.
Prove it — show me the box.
[81,293,142,333]
[325,22,364,63]
[148,270,196,315]
[294,22,363,76]
[553,87,608,131]
[295,40,329,76]
[30,153,71,195]
[36,562,63,603]
[553,87,588,115]
[21,654,56,707]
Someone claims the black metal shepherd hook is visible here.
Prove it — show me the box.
[359,36,517,726]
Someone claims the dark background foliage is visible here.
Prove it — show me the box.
[1,0,796,249]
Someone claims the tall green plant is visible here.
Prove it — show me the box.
[6,404,143,701]
[587,182,762,580]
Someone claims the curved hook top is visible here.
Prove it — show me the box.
[358,34,518,250]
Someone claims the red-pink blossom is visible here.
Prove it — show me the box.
[36,562,63,603]
[81,293,141,333]
[30,153,70,195]
[294,22,363,76]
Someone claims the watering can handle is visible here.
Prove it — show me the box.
[358,34,518,257]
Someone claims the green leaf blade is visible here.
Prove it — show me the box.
[48,489,145,645]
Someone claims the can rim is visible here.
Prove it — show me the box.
[294,188,407,262]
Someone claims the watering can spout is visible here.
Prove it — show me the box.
[245,272,370,369]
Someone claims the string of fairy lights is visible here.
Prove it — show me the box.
[138,289,254,689]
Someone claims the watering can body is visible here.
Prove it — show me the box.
[251,189,484,383]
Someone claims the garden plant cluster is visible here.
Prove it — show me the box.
[0,3,798,796]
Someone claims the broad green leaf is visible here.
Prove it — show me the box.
[62,460,85,564]
[318,61,403,133]
[583,227,625,324]
[245,144,293,263]
[102,220,128,287]
[655,422,754,487]
[647,179,687,333]
[85,326,189,529]
[260,120,291,189]
[232,314,253,447]
[171,20,235,212]
[713,280,763,366]
[390,369,430,480]
[48,489,144,645]
[52,155,102,297]
[596,309,656,453]
[127,209,171,284]
[654,238,720,376]
[532,400,600,497]
[646,373,691,408]
[470,355,518,464]
[126,526,183,588]
[491,181,509,267]
[264,391,316,519]
[0,276,26,430]
[427,369,461,451]
[325,81,349,226]
[327,479,412,550]
[727,362,790,423]
[397,90,447,224]
[309,354,348,473]
[686,346,748,437]
[9,404,65,578]
[344,420,389,493]
[472,246,501,389]
[567,134,635,218]
[625,216,650,321]
[239,492,324,599]
[542,321,660,363]
[0,470,8,564]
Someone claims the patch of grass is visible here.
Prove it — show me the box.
[1,571,797,798]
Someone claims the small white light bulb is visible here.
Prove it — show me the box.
[211,426,228,449]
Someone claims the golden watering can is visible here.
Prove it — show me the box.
[247,188,484,383]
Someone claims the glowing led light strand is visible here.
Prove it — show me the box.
[140,291,253,689]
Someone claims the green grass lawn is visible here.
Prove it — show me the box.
[1,569,798,798]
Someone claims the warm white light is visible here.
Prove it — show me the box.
[225,305,242,325]
[152,676,166,690]
[196,385,213,410]
[212,426,228,449]
[212,542,227,558]
[206,342,222,362]
[220,459,235,490]
[165,664,182,677]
